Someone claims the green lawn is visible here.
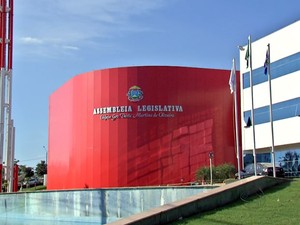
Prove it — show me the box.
[171,179,300,225]
[19,185,46,192]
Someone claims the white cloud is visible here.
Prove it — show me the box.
[20,37,43,45]
[62,45,80,51]
[14,0,166,58]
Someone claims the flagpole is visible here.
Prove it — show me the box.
[266,43,276,177]
[232,58,241,179]
[248,35,257,176]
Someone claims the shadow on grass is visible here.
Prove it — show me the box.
[233,177,292,205]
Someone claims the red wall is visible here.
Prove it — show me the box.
[48,66,238,190]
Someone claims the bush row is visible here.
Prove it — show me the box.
[195,163,236,183]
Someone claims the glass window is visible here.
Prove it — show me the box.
[243,97,300,125]
[244,150,300,178]
[243,52,300,89]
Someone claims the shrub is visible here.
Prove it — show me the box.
[195,166,211,182]
[195,163,236,183]
[215,163,236,180]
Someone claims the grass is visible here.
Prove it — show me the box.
[170,179,300,225]
[19,185,46,192]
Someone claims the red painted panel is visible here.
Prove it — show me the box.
[48,66,240,190]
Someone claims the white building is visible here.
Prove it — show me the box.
[239,20,300,168]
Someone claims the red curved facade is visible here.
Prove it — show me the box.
[48,66,238,190]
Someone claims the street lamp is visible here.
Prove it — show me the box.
[42,146,48,186]
[43,146,48,165]
[209,152,214,185]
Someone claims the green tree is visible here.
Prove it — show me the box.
[18,165,27,176]
[17,165,27,183]
[24,167,34,178]
[17,164,34,178]
[35,160,47,177]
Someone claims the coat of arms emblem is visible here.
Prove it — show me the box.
[127,86,143,102]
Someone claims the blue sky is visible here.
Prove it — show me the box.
[12,0,300,167]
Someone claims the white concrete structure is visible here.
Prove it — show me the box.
[240,20,300,156]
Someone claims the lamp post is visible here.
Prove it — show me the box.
[209,152,214,185]
[42,146,48,186]
[43,146,48,165]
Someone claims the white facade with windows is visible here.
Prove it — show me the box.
[240,20,300,156]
